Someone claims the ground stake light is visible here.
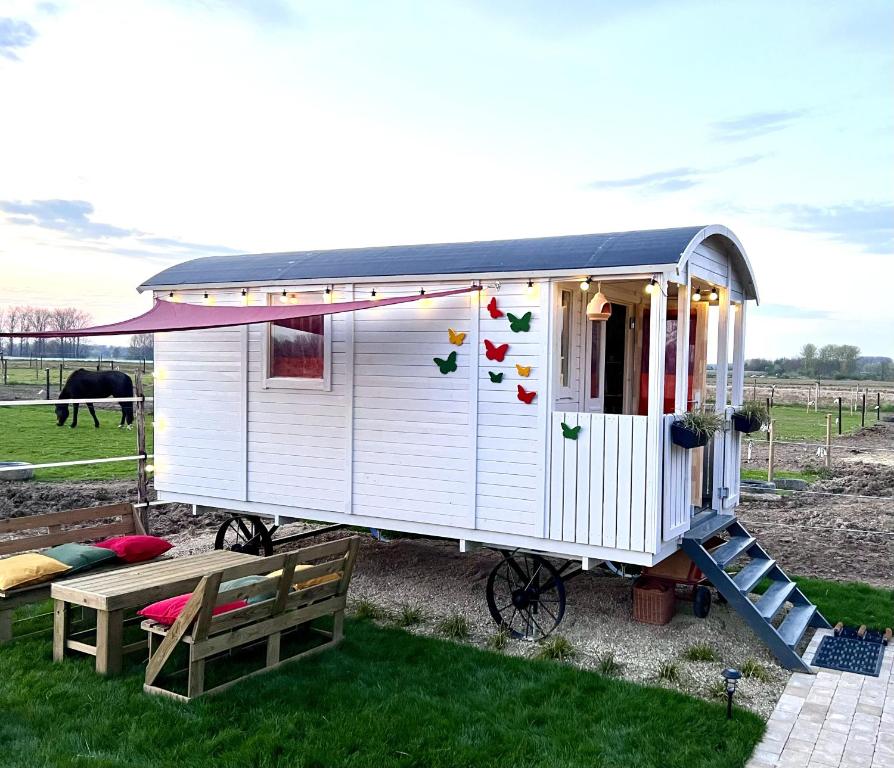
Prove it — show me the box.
[721,668,741,720]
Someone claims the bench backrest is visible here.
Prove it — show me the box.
[0,503,143,557]
[179,536,360,643]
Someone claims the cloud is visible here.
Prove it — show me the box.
[0,199,136,238]
[711,110,807,142]
[0,198,241,259]
[774,202,894,253]
[588,155,765,194]
[0,18,37,61]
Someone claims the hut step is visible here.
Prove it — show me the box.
[683,517,830,673]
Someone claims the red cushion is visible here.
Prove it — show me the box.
[94,535,172,563]
[137,593,248,626]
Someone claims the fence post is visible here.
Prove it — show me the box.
[767,419,776,484]
[59,363,63,391]
[825,413,832,470]
[878,392,882,421]
[135,373,150,533]
[861,393,866,427]
[45,368,50,399]
[837,397,842,435]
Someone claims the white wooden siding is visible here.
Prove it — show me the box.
[475,282,545,536]
[547,412,650,553]
[662,414,692,540]
[153,291,246,499]
[352,285,472,527]
[245,285,352,512]
[689,237,746,301]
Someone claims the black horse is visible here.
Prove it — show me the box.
[55,369,135,428]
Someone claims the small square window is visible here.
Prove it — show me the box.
[269,315,325,379]
[263,292,331,390]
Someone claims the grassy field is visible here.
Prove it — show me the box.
[0,405,153,481]
[759,578,894,631]
[1,359,153,396]
[761,404,872,441]
[0,614,764,768]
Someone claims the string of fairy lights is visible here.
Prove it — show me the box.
[167,276,722,307]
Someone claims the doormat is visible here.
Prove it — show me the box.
[813,635,885,677]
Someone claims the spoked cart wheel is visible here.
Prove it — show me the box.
[485,552,567,640]
[214,515,274,557]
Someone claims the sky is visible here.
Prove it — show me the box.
[0,0,891,358]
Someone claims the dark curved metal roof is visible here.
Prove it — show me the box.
[139,226,707,290]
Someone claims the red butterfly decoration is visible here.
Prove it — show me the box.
[486,297,504,319]
[484,339,509,362]
[517,385,536,404]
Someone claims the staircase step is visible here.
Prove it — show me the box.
[712,536,756,568]
[778,604,817,648]
[756,579,797,620]
[733,557,776,593]
[684,513,736,544]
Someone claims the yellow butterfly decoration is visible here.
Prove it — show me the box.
[515,363,532,377]
[448,328,466,346]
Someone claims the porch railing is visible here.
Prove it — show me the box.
[548,412,650,553]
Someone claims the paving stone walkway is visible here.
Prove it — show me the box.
[747,629,893,768]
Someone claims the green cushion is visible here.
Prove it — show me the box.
[219,574,276,605]
[41,543,118,574]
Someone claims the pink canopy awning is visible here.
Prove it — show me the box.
[1,286,480,338]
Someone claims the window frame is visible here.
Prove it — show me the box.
[554,286,576,401]
[260,289,332,392]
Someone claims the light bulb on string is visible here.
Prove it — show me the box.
[644,278,658,295]
[709,286,719,301]
[692,287,702,302]
[580,277,592,292]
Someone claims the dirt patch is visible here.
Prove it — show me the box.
[738,453,894,588]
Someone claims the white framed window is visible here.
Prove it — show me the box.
[554,287,575,400]
[584,318,605,413]
[261,291,332,391]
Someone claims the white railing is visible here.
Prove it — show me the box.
[548,412,650,553]
[662,414,692,540]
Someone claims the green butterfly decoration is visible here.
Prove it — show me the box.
[434,350,458,375]
[488,371,503,383]
[561,422,582,440]
[507,311,532,333]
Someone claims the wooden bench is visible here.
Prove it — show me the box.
[0,502,145,644]
[142,536,360,701]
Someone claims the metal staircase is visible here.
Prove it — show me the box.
[682,512,831,673]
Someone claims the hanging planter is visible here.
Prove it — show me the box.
[670,411,723,450]
[732,401,769,434]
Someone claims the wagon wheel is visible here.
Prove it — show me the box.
[486,553,566,640]
[214,515,274,557]
[693,585,712,618]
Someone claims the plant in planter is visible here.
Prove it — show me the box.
[670,411,724,449]
[732,401,769,434]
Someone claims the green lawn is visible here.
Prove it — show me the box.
[0,614,763,768]
[779,578,893,630]
[762,404,869,441]
[0,405,153,481]
[740,468,824,483]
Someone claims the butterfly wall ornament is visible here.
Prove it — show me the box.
[488,371,503,383]
[517,385,536,404]
[507,311,532,333]
[486,297,504,319]
[484,340,509,362]
[515,364,531,377]
[448,328,466,346]
[561,422,582,440]
[433,350,458,375]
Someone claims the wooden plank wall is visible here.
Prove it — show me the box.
[475,282,545,537]
[547,412,649,552]
[245,289,352,513]
[661,414,692,540]
[153,291,246,499]
[351,284,472,528]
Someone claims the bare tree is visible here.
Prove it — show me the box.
[129,333,154,361]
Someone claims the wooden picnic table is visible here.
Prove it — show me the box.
[51,550,257,676]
